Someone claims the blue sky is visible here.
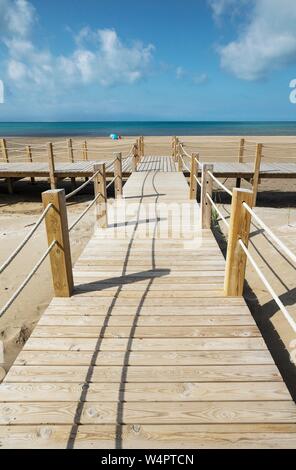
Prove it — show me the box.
[0,0,296,121]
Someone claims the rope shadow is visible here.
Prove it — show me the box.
[73,269,170,294]
[211,221,296,403]
[66,170,163,449]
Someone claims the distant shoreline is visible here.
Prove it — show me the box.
[0,121,296,137]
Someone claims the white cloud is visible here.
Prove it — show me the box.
[58,28,154,87]
[208,0,249,23]
[0,1,154,92]
[214,0,296,80]
[0,0,35,37]
[208,0,237,20]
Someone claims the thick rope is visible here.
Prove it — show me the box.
[0,204,53,274]
[0,240,56,318]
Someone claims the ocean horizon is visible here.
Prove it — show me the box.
[0,121,296,137]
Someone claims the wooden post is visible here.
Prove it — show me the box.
[175,138,179,162]
[140,136,144,158]
[224,188,253,297]
[201,163,214,229]
[93,163,108,228]
[141,135,144,156]
[68,138,76,189]
[132,144,138,172]
[68,138,74,163]
[236,138,245,187]
[189,153,199,200]
[252,143,263,206]
[114,152,123,199]
[1,138,13,194]
[178,143,183,172]
[173,137,177,162]
[238,138,245,162]
[26,145,35,184]
[47,142,56,190]
[172,136,176,158]
[41,189,73,297]
[1,138,9,162]
[82,140,88,160]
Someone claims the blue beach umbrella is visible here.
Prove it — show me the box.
[110,133,119,140]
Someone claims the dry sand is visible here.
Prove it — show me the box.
[0,135,296,386]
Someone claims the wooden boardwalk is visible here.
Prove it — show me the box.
[0,158,296,448]
[0,156,176,181]
[1,156,296,182]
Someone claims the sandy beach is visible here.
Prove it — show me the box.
[0,135,296,378]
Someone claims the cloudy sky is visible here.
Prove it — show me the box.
[0,0,296,120]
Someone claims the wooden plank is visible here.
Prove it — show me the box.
[22,337,267,351]
[5,365,281,382]
[31,325,261,338]
[38,314,256,327]
[0,167,294,448]
[45,304,252,316]
[15,350,275,366]
[1,401,295,425]
[0,382,290,402]
[0,424,295,449]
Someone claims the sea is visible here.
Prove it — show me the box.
[0,121,296,137]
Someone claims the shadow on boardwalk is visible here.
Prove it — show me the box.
[211,219,296,403]
[67,171,166,449]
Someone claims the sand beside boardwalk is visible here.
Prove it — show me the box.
[0,135,296,379]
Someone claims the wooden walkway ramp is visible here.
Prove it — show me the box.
[0,159,296,448]
[0,155,175,180]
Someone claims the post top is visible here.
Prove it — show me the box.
[232,188,253,194]
[42,188,65,195]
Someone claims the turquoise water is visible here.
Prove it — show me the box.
[0,121,296,136]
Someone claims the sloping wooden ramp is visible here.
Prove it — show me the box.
[0,160,296,448]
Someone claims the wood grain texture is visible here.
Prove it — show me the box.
[0,168,294,449]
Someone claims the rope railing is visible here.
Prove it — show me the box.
[105,155,119,170]
[65,170,100,200]
[179,144,192,160]
[242,202,296,266]
[106,175,118,189]
[194,156,202,168]
[0,203,53,274]
[1,138,139,170]
[193,174,202,188]
[0,240,56,318]
[179,155,190,172]
[68,192,102,232]
[238,239,296,333]
[207,171,233,197]
[206,193,230,229]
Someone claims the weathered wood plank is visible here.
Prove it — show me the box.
[38,314,256,327]
[5,365,281,382]
[15,350,275,366]
[1,401,295,425]
[0,167,294,449]
[0,424,295,449]
[31,325,261,338]
[22,337,267,351]
[0,382,290,402]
